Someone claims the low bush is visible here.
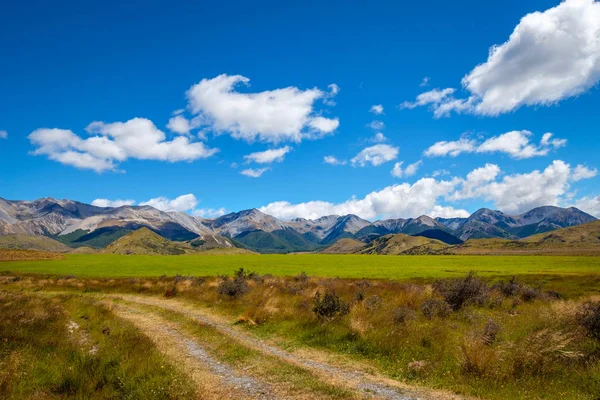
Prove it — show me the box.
[433,272,489,310]
[392,306,416,325]
[313,291,349,319]
[421,299,451,320]
[578,301,600,340]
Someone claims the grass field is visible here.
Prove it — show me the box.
[1,253,600,279]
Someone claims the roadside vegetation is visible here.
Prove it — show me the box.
[2,269,600,399]
[0,291,194,399]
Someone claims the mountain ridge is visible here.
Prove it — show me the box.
[0,197,596,253]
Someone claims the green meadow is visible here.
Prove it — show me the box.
[2,253,600,279]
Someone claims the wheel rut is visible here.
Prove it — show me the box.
[112,294,464,400]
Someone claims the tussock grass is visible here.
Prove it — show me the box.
[3,271,600,399]
[0,292,194,399]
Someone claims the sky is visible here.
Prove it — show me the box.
[1,0,599,220]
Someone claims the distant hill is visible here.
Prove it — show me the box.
[232,229,323,254]
[449,221,600,255]
[413,229,463,245]
[321,238,366,254]
[0,234,71,253]
[103,228,192,255]
[359,234,448,255]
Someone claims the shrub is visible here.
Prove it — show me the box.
[364,295,382,310]
[164,285,177,298]
[393,307,416,325]
[217,277,250,298]
[578,301,600,340]
[293,272,309,283]
[482,319,500,345]
[313,291,349,319]
[421,299,451,320]
[433,272,489,310]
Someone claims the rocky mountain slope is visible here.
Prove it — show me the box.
[0,197,596,253]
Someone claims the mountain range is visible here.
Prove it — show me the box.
[0,197,596,253]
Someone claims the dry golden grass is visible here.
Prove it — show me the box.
[0,249,64,261]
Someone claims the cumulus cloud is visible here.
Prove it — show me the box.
[391,160,422,178]
[185,74,339,143]
[244,146,292,164]
[167,115,192,135]
[571,164,598,181]
[372,132,387,143]
[29,118,218,173]
[192,207,227,218]
[351,144,399,167]
[400,88,455,114]
[367,120,385,130]
[323,156,347,165]
[404,0,600,117]
[259,176,464,220]
[0,130,7,139]
[240,167,269,178]
[140,194,198,212]
[424,138,477,157]
[91,198,135,208]
[420,77,430,87]
[425,131,566,159]
[369,104,384,114]
[573,195,600,217]
[260,159,597,220]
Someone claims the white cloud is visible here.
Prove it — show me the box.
[0,130,7,139]
[323,84,340,106]
[185,74,339,143]
[420,77,430,87]
[308,116,340,133]
[240,167,269,178]
[167,115,192,135]
[192,207,227,218]
[29,118,218,173]
[424,138,477,157]
[372,132,387,143]
[260,159,596,220]
[477,130,564,159]
[323,155,347,165]
[571,164,598,181]
[425,130,566,159]
[140,194,198,212]
[406,0,600,117]
[244,146,292,164]
[391,160,422,178]
[432,169,451,177]
[260,176,463,220]
[452,161,572,214]
[400,88,455,111]
[351,144,399,167]
[573,195,600,217]
[369,104,384,114]
[367,120,385,130]
[91,198,136,208]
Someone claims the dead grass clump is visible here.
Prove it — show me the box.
[433,272,489,311]
[313,291,349,319]
[509,329,583,375]
[421,299,451,320]
[460,332,501,376]
[392,306,416,325]
[577,301,600,340]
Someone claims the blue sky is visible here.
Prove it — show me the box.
[1,0,599,220]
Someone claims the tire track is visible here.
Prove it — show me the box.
[114,295,463,400]
[115,306,276,400]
